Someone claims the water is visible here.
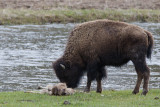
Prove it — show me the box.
[0,22,159,92]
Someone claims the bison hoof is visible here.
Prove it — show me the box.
[84,88,90,93]
[132,90,139,94]
[141,90,148,96]
[96,90,102,93]
[96,89,102,93]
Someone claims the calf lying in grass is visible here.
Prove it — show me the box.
[26,83,75,96]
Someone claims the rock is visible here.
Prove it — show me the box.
[101,94,104,97]
[154,97,159,100]
[63,101,70,105]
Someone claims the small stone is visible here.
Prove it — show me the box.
[63,101,70,105]
[154,97,159,100]
[101,94,104,97]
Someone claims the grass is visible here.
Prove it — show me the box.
[0,89,159,107]
[0,8,159,25]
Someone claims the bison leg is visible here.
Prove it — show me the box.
[142,67,150,95]
[96,78,102,93]
[132,57,150,95]
[84,78,91,93]
[84,62,99,93]
[132,70,143,94]
[96,67,106,93]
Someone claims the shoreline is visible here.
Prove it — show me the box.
[0,8,159,25]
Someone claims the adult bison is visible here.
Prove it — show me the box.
[52,19,153,95]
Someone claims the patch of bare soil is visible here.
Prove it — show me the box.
[0,0,160,10]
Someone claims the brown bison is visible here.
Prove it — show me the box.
[52,19,153,95]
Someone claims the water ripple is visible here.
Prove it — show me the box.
[0,22,159,92]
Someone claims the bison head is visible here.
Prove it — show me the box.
[52,58,83,88]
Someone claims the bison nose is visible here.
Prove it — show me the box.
[67,83,77,88]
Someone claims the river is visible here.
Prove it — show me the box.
[0,22,159,92]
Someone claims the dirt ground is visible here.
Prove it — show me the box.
[0,0,160,10]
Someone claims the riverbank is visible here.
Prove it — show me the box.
[0,89,159,106]
[0,8,159,25]
[1,0,160,10]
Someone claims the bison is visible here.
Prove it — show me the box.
[52,19,153,95]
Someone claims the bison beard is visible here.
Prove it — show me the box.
[53,19,154,95]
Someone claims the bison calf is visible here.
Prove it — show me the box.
[53,19,153,95]
[26,83,75,95]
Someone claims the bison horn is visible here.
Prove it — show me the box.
[60,64,65,70]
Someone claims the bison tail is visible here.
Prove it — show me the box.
[145,31,154,59]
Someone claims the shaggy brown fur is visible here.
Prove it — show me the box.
[49,83,75,95]
[53,19,154,95]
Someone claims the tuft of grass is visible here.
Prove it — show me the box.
[0,89,160,107]
[0,8,159,25]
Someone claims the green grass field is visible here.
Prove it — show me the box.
[0,89,159,107]
[0,8,159,25]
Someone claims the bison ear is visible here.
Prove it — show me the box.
[60,64,65,70]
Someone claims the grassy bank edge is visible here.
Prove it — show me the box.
[0,89,159,106]
[0,8,159,25]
